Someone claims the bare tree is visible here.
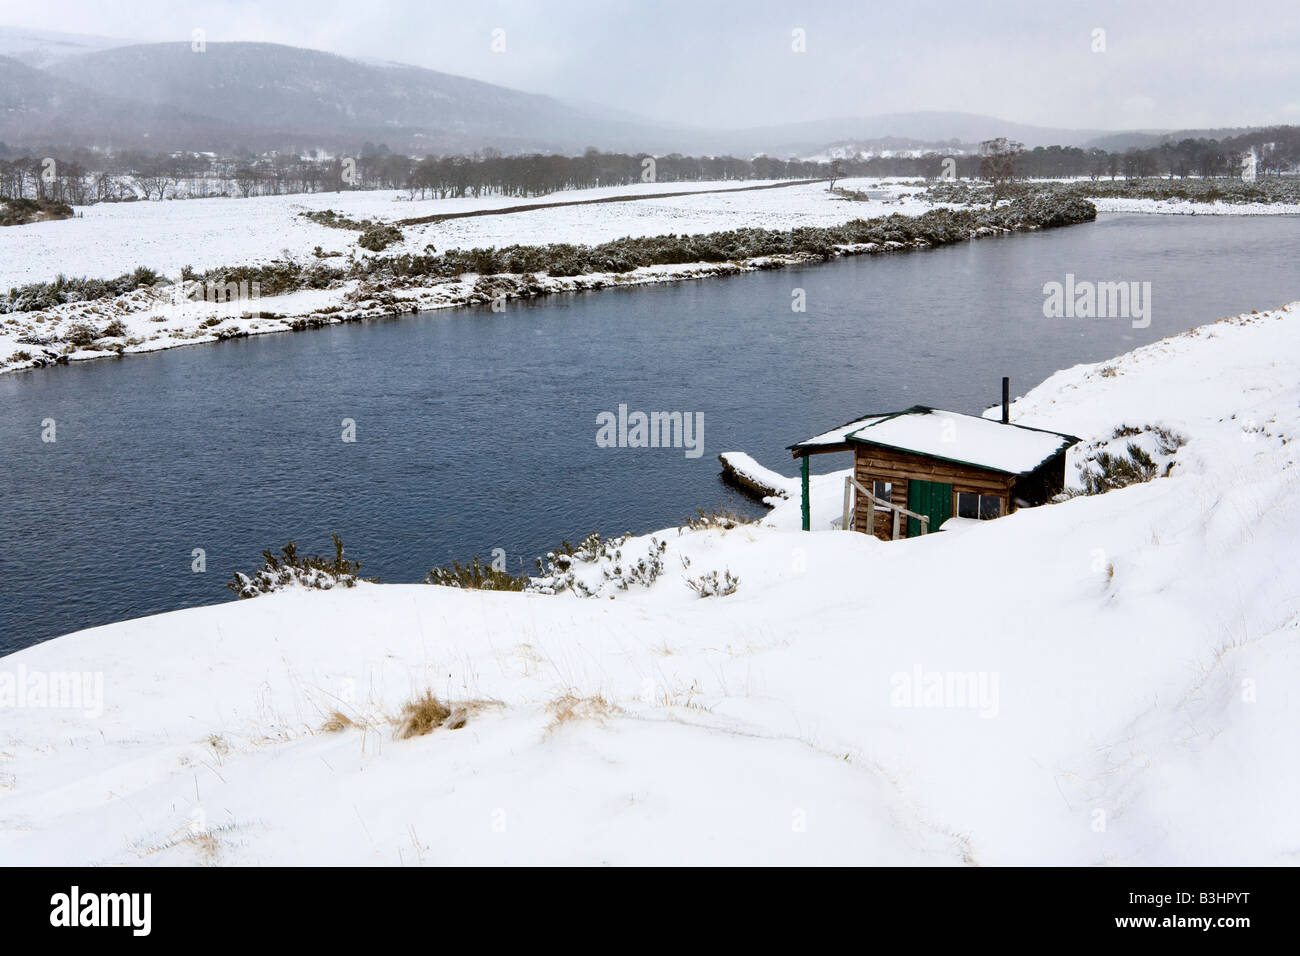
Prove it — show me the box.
[978,138,1024,204]
[827,158,844,192]
[233,166,263,198]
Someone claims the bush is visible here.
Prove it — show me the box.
[227,533,373,598]
[685,568,740,598]
[528,531,668,596]
[1080,444,1158,494]
[0,197,74,226]
[0,268,166,314]
[61,321,100,347]
[426,556,528,591]
[1071,429,1185,496]
[357,222,404,252]
[683,506,756,530]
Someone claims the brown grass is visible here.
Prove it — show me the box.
[395,691,453,739]
[546,692,616,734]
[321,711,357,733]
[392,691,488,738]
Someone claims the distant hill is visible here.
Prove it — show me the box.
[704,111,1109,157]
[1081,126,1284,152]
[0,54,252,151]
[41,42,675,155]
[0,25,137,69]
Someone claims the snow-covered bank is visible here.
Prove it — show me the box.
[0,253,887,374]
[0,181,1081,376]
[1091,196,1300,216]
[4,302,1299,865]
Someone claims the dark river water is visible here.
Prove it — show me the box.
[2,213,1298,652]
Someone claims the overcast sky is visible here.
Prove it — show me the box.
[5,0,1299,131]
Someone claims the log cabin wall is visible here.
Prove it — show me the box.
[1009,452,1069,507]
[852,444,1015,537]
[852,454,911,538]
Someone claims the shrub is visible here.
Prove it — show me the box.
[426,555,528,590]
[603,536,667,590]
[683,506,756,530]
[0,268,164,314]
[529,531,668,596]
[357,223,404,252]
[1080,444,1158,494]
[0,197,74,226]
[61,321,100,347]
[684,568,740,597]
[1075,424,1188,496]
[129,266,160,288]
[227,533,373,598]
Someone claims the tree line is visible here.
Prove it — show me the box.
[0,127,1295,204]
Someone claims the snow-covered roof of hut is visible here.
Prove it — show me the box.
[792,405,1079,475]
[790,413,894,449]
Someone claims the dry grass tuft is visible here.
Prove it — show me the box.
[395,691,453,739]
[546,692,616,734]
[393,691,490,738]
[321,711,357,733]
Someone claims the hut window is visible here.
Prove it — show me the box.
[957,492,1002,520]
[873,480,892,501]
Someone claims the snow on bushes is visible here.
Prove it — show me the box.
[1072,424,1188,495]
[227,534,372,598]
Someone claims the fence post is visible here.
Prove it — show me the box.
[842,476,853,531]
[892,510,900,541]
[800,455,810,532]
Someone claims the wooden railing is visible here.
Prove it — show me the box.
[843,476,929,539]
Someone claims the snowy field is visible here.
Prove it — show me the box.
[0,178,926,291]
[3,301,1298,865]
[1091,197,1300,216]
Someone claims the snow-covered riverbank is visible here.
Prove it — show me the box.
[0,177,1053,376]
[1091,196,1300,216]
[4,301,1298,865]
[2,176,1294,377]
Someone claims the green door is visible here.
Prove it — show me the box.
[907,480,952,537]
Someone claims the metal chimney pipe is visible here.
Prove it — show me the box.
[1002,377,1010,424]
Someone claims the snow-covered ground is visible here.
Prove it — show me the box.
[3,301,1298,865]
[1091,197,1300,216]
[0,178,922,291]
